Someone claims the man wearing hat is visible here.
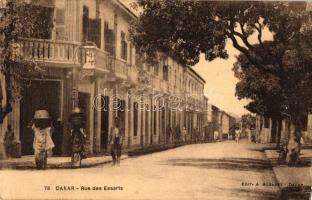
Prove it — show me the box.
[32,110,55,169]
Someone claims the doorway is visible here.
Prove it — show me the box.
[20,80,62,155]
[78,92,90,151]
[101,96,109,151]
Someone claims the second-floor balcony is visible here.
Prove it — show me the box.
[19,38,143,86]
[19,38,110,73]
[17,38,206,100]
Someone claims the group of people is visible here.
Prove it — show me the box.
[166,126,188,143]
[30,108,123,169]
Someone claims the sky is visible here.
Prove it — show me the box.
[193,44,249,117]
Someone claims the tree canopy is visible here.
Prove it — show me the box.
[131,0,312,117]
[0,0,53,121]
[130,1,311,71]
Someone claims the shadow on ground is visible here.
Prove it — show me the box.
[163,157,273,172]
[279,186,311,200]
[214,187,280,200]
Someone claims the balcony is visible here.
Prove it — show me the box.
[19,38,110,73]
[19,38,80,66]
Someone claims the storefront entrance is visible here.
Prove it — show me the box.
[101,96,109,151]
[20,80,62,155]
[78,92,90,152]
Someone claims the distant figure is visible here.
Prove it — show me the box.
[4,125,14,158]
[182,127,187,142]
[235,127,240,143]
[175,125,181,143]
[166,125,172,144]
[109,119,123,166]
[213,131,219,141]
[247,128,252,142]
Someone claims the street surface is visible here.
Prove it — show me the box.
[0,139,281,200]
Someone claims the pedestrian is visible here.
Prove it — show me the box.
[166,125,172,144]
[32,110,55,169]
[69,107,87,168]
[247,128,251,142]
[109,118,123,166]
[175,125,181,143]
[182,126,187,142]
[235,127,240,143]
[4,124,14,157]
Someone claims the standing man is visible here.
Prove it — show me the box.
[235,127,240,143]
[109,117,123,166]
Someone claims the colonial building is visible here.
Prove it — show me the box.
[205,104,237,141]
[0,0,207,158]
[256,112,312,144]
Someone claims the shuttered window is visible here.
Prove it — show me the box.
[88,18,101,48]
[163,65,169,81]
[82,6,89,42]
[82,5,101,48]
[104,21,115,55]
[120,31,127,60]
[55,8,65,40]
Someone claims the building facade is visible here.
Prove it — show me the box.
[256,112,312,144]
[0,0,207,158]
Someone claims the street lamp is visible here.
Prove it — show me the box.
[71,42,97,109]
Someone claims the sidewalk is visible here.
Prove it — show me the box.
[264,148,311,199]
[0,155,128,170]
[0,142,207,169]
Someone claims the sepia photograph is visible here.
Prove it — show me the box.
[0,0,311,199]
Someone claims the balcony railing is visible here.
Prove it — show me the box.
[19,38,81,64]
[19,38,111,72]
[80,46,110,71]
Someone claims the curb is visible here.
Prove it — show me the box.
[263,150,311,200]
[0,156,128,170]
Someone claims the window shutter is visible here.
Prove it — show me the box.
[88,18,101,48]
[82,6,89,42]
[105,29,115,55]
[55,8,65,40]
[124,41,128,61]
[55,9,65,24]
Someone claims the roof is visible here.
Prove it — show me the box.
[186,66,206,84]
[114,0,138,19]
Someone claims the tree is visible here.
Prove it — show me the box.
[130,1,312,164]
[0,0,53,122]
[241,114,256,130]
[233,46,285,146]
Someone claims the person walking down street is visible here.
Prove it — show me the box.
[69,108,87,168]
[109,120,123,166]
[32,110,55,169]
[235,127,240,143]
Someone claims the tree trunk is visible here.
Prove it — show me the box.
[285,116,302,166]
[276,118,282,149]
[271,118,277,143]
